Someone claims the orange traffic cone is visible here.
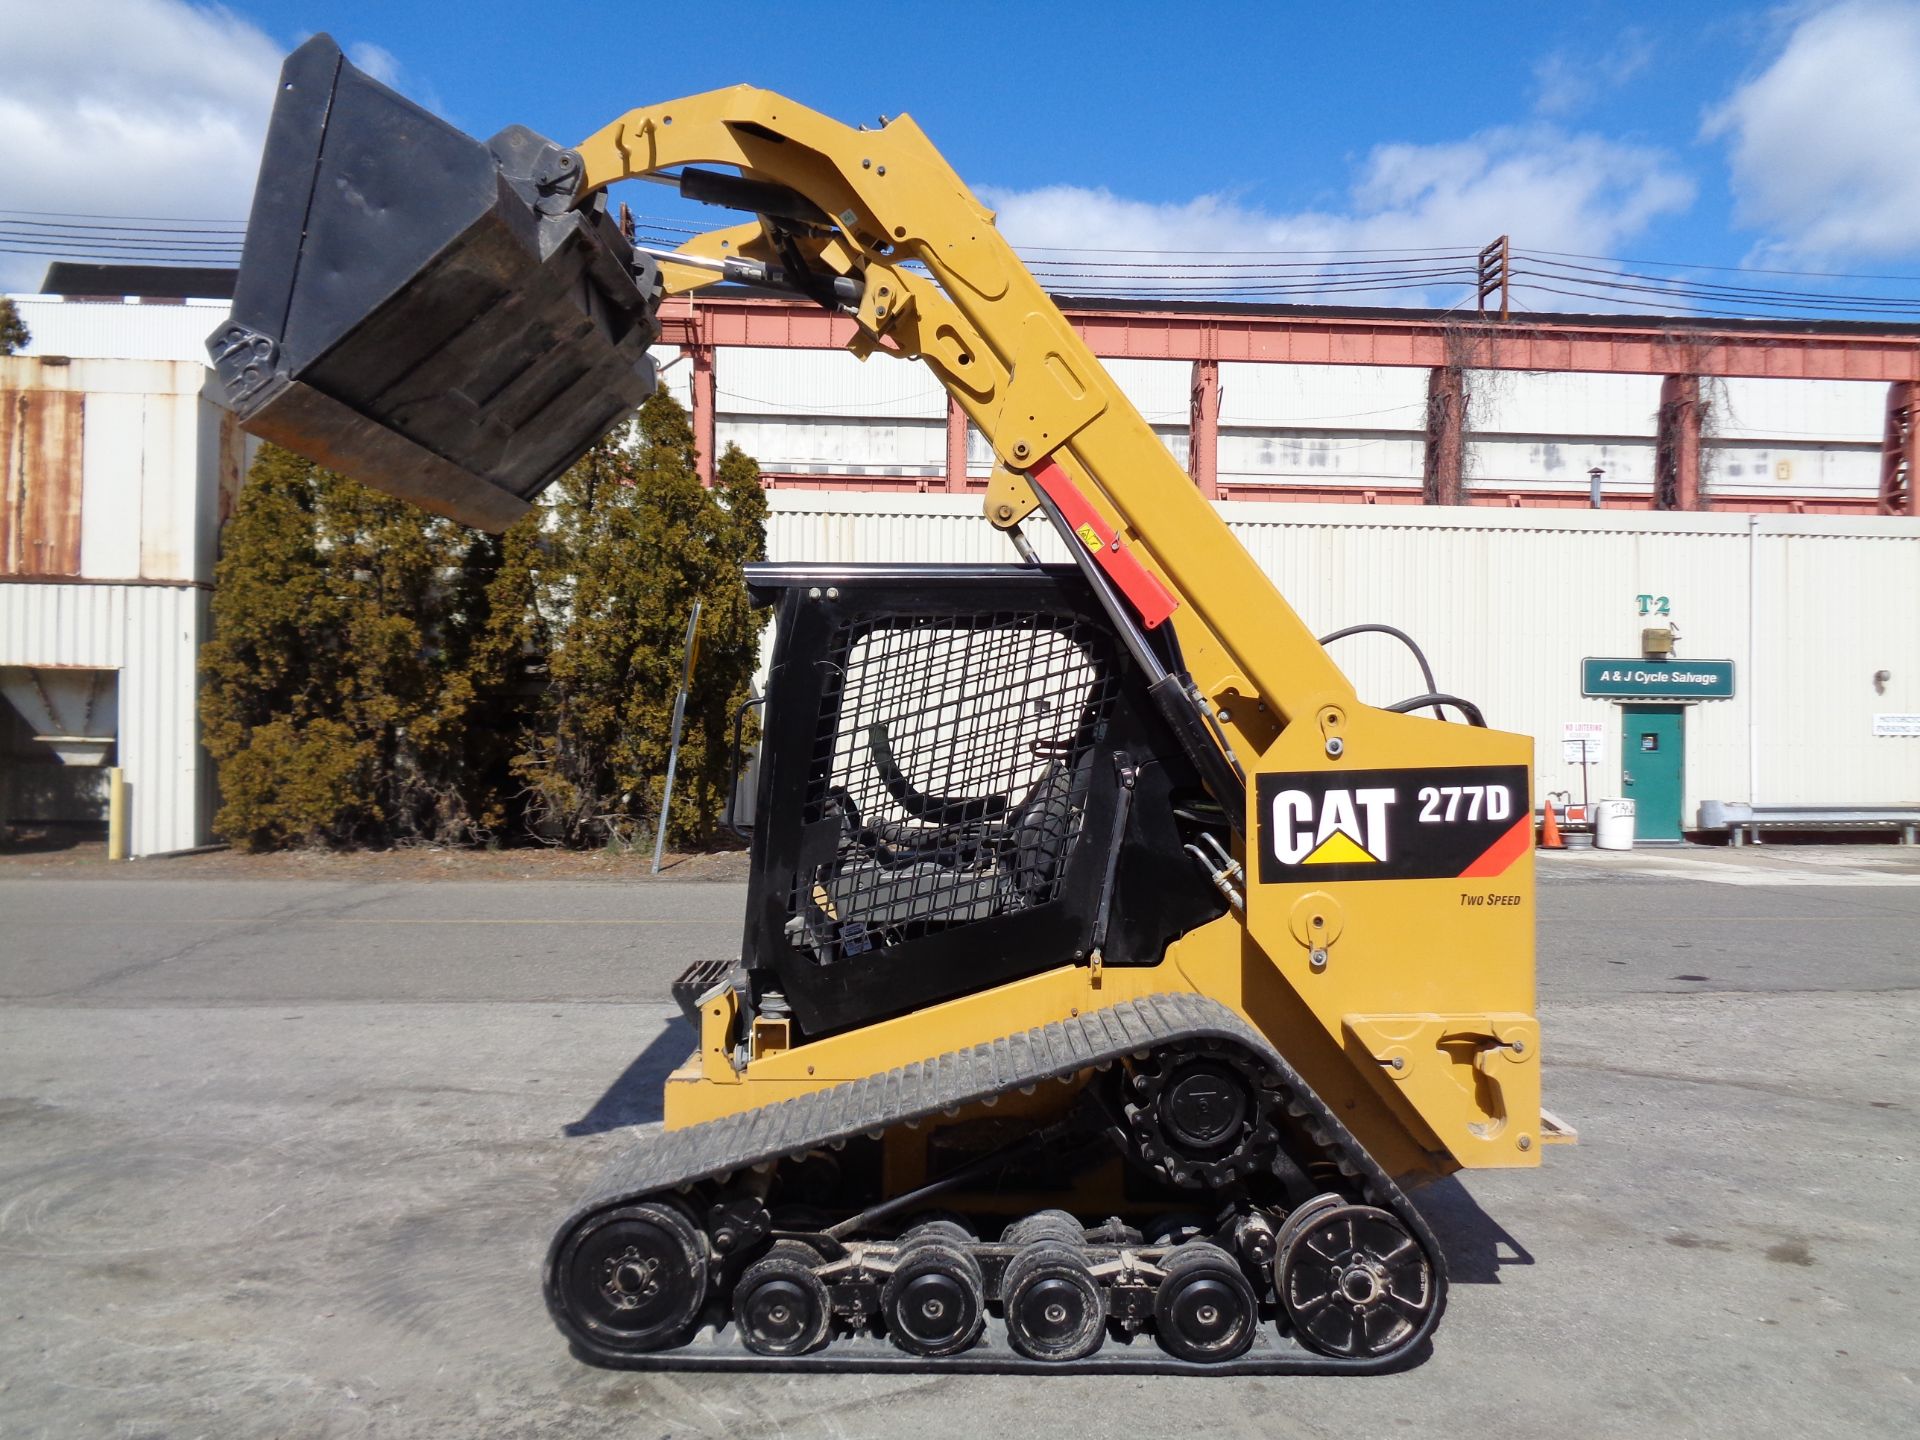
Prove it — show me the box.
[1539,800,1565,849]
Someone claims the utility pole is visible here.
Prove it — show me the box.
[1476,235,1511,321]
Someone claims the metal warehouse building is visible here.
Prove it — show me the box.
[1,296,248,855]
[3,280,1916,853]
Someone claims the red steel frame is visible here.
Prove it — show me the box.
[662,296,1920,516]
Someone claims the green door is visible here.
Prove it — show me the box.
[1620,705,1685,841]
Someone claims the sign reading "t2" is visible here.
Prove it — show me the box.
[1255,766,1532,884]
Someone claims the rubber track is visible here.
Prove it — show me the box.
[546,991,1448,1372]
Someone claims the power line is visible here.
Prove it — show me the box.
[1524,244,1920,285]
[12,202,1920,322]
[1515,253,1920,311]
[1505,280,1771,322]
[0,215,246,236]
[0,243,241,261]
[0,234,244,254]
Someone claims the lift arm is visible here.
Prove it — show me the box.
[569,88,1356,756]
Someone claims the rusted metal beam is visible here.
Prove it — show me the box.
[1423,367,1466,506]
[1884,380,1917,516]
[656,295,1920,382]
[1656,374,1704,511]
[1188,358,1220,499]
[945,396,968,493]
[688,341,716,487]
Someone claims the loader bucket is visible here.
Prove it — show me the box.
[207,35,661,531]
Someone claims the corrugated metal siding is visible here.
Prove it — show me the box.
[766,494,1920,814]
[718,347,947,418]
[1705,443,1881,499]
[718,416,946,475]
[1219,431,1422,487]
[1216,365,1426,489]
[1469,438,1656,494]
[1101,359,1191,426]
[649,345,694,412]
[1716,377,1885,442]
[1108,365,1889,499]
[0,582,210,855]
[1752,529,1920,805]
[1219,363,1427,428]
[10,296,228,364]
[1471,371,1663,438]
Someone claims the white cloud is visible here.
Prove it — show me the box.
[334,36,442,116]
[0,0,283,291]
[1532,30,1655,118]
[1706,0,1920,260]
[346,41,403,88]
[0,5,431,295]
[981,128,1694,306]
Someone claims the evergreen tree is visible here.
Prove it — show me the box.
[200,445,482,848]
[450,517,549,839]
[688,441,769,833]
[0,298,28,355]
[202,397,767,851]
[515,392,767,847]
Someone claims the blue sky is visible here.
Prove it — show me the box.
[7,1,1920,306]
[232,0,1765,252]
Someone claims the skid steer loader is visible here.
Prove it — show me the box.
[210,36,1567,1373]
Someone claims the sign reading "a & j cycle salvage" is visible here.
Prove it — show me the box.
[1581,658,1736,699]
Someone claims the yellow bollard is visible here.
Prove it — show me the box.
[107,766,128,861]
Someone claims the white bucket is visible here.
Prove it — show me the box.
[1593,798,1636,850]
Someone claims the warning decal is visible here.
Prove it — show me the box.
[1255,765,1531,884]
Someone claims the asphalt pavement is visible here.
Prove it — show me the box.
[0,845,1915,1438]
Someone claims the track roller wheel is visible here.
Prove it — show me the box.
[733,1241,832,1357]
[1277,1203,1437,1360]
[554,1199,708,1353]
[1000,1209,1083,1247]
[1152,1241,1256,1363]
[1002,1240,1106,1362]
[882,1224,986,1357]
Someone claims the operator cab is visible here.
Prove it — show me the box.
[734,563,1229,1037]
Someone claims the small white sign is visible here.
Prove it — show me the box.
[1873,713,1920,737]
[1562,720,1603,764]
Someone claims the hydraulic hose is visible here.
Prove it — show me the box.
[1317,623,1444,719]
[1383,692,1487,727]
